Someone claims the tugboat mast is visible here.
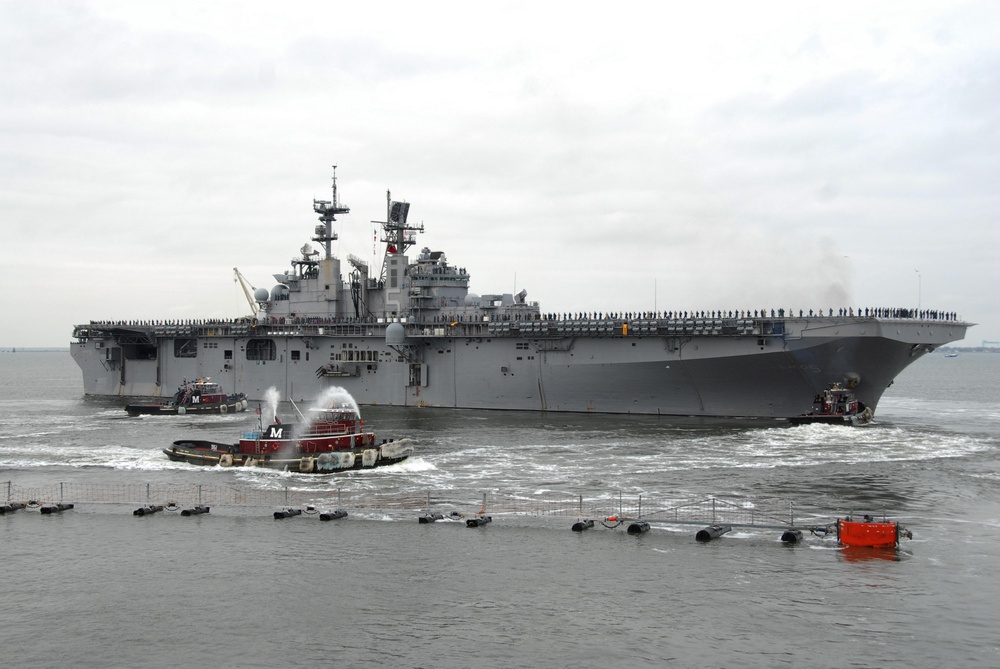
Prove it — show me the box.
[312,165,350,260]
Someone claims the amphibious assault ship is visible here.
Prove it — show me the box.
[71,170,970,418]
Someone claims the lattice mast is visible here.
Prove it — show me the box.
[374,189,423,283]
[312,166,351,260]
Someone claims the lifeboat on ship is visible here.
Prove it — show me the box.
[163,398,412,473]
[126,378,247,417]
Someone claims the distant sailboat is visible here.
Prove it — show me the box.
[944,351,959,358]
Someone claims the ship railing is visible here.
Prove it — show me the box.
[72,311,967,346]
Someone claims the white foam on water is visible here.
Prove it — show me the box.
[386,456,435,473]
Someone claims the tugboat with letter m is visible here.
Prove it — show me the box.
[789,382,873,426]
[163,392,412,473]
[125,378,247,417]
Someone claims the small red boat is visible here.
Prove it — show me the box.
[126,378,247,417]
[837,514,911,548]
[789,383,874,426]
[163,399,412,473]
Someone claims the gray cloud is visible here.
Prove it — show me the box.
[1,1,996,347]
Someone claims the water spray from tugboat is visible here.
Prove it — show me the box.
[295,387,360,436]
[314,387,360,417]
[261,385,359,428]
[264,387,281,423]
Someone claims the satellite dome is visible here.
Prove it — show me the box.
[254,287,270,302]
[385,322,405,346]
[270,285,289,301]
[464,293,481,307]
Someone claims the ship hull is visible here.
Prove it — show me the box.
[71,317,968,418]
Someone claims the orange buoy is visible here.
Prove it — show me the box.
[837,517,900,548]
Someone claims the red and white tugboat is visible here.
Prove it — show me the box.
[126,378,247,417]
[163,398,412,473]
[789,383,874,426]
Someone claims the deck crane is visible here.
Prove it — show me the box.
[233,268,262,316]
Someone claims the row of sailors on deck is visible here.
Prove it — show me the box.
[89,306,959,329]
[467,307,959,322]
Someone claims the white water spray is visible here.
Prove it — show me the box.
[313,386,360,417]
[293,387,361,437]
[264,387,281,422]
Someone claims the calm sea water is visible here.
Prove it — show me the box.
[1,351,998,668]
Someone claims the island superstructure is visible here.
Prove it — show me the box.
[71,170,970,418]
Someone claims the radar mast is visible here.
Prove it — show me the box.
[312,166,350,260]
[374,189,424,283]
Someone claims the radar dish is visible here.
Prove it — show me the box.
[385,322,406,346]
[254,288,270,302]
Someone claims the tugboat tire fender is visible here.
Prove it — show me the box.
[221,404,228,414]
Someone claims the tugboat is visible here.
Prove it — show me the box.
[837,514,912,548]
[789,383,874,426]
[126,378,247,416]
[163,397,412,472]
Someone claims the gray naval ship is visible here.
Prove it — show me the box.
[71,170,970,418]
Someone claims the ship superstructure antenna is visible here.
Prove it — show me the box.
[312,165,351,260]
[372,189,424,282]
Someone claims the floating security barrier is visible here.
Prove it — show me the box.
[627,521,650,535]
[180,505,210,516]
[695,524,732,542]
[780,529,804,544]
[0,502,26,515]
[274,508,302,519]
[571,519,595,532]
[466,515,492,528]
[418,513,444,524]
[319,509,348,521]
[133,505,164,517]
[40,503,75,515]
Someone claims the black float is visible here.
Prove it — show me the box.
[40,503,74,515]
[466,515,492,527]
[695,524,731,541]
[181,505,210,516]
[780,529,803,544]
[571,519,595,532]
[0,502,26,514]
[419,513,444,524]
[274,508,303,519]
[134,505,164,516]
[627,521,650,535]
[319,509,348,521]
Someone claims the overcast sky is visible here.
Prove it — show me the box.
[2,1,997,348]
